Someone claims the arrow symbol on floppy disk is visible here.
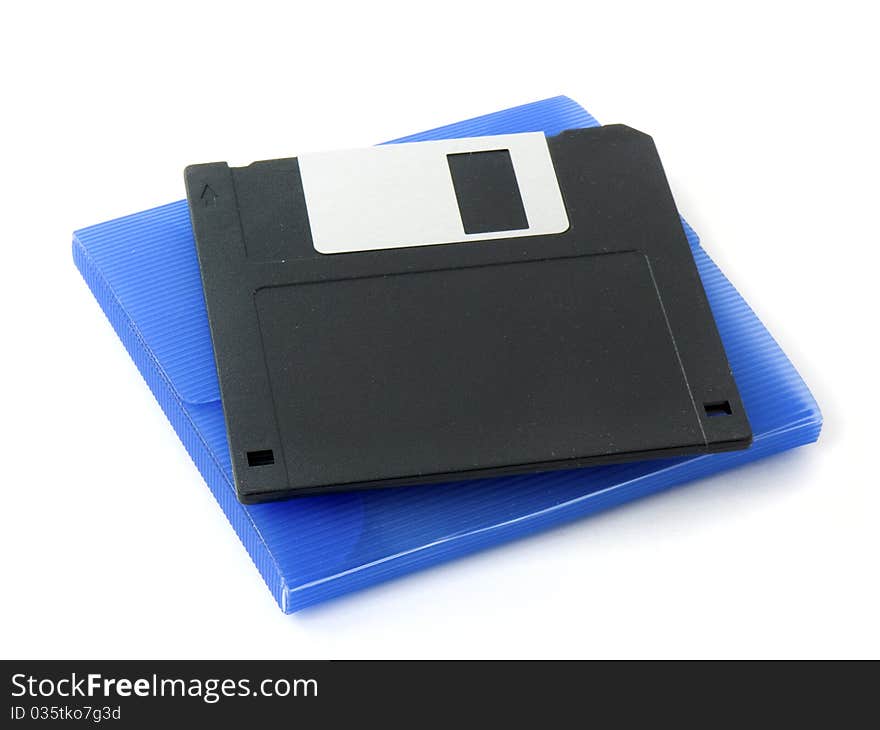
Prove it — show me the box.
[200,184,218,207]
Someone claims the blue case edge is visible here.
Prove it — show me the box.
[72,238,290,608]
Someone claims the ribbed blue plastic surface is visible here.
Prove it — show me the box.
[73,97,821,612]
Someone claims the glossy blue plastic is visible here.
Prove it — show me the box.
[72,97,821,612]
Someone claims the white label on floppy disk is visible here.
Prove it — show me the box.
[298,132,569,254]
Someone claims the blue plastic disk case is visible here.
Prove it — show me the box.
[73,96,822,612]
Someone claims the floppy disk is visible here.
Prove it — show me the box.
[185,124,751,503]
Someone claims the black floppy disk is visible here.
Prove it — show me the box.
[185,125,751,503]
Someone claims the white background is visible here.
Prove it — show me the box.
[1,1,877,659]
